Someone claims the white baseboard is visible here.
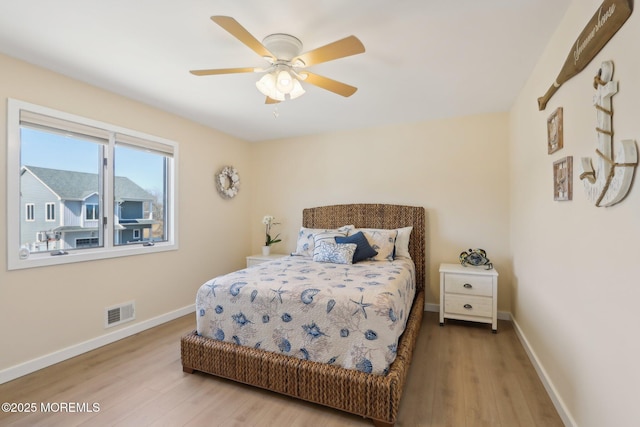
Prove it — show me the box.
[511,317,576,427]
[425,303,572,425]
[0,304,195,385]
[424,302,439,313]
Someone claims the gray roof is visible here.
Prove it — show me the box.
[24,166,154,201]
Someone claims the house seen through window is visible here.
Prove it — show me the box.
[7,99,178,269]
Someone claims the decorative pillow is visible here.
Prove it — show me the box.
[335,231,378,263]
[394,226,413,259]
[313,230,348,251]
[291,225,354,257]
[313,241,357,264]
[349,228,398,261]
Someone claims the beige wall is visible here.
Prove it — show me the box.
[1,52,512,381]
[0,53,253,372]
[1,34,513,397]
[249,113,511,310]
[510,0,640,425]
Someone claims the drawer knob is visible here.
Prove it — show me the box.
[463,283,472,289]
[463,304,473,309]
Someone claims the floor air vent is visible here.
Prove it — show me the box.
[105,301,135,328]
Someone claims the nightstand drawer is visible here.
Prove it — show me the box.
[444,294,493,317]
[444,273,493,297]
[246,254,286,268]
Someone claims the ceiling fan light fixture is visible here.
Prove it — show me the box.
[276,69,294,93]
[271,90,286,102]
[289,79,306,99]
[256,72,275,92]
[256,72,286,101]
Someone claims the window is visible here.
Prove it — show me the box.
[85,204,99,221]
[25,203,34,221]
[7,99,178,270]
[45,203,56,221]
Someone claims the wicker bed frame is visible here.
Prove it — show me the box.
[181,204,425,427]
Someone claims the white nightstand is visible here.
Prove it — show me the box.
[439,263,499,333]
[246,253,287,268]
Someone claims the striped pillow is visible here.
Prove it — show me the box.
[291,225,353,257]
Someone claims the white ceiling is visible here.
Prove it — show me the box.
[0,0,571,142]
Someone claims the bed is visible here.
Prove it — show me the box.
[181,203,425,426]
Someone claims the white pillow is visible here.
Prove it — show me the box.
[313,241,357,264]
[349,228,398,261]
[394,226,413,259]
[291,225,354,257]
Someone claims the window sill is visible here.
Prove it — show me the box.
[7,241,178,270]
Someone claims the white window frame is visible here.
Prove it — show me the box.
[7,99,179,270]
[133,229,141,240]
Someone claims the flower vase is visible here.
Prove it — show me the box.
[262,245,271,256]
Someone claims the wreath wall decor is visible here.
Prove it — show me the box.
[216,165,240,199]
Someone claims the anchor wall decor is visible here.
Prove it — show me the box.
[579,61,637,207]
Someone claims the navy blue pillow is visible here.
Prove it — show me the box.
[335,232,378,263]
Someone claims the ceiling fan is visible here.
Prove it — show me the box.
[190,16,365,104]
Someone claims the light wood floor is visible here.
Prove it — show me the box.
[0,312,563,427]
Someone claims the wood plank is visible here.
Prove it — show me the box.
[428,321,468,427]
[0,312,562,427]
[461,326,501,427]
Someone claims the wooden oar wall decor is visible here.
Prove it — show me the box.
[538,0,633,110]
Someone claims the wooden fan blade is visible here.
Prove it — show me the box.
[211,16,274,59]
[294,35,364,67]
[190,67,255,76]
[303,72,358,97]
[265,97,280,104]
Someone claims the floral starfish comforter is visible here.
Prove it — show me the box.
[196,256,416,375]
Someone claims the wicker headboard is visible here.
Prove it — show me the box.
[302,203,425,291]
